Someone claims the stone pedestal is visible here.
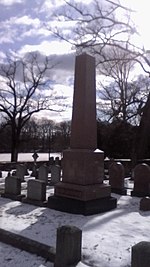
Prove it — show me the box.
[48,149,117,214]
[62,149,104,185]
[48,53,117,215]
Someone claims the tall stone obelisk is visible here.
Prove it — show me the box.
[48,53,117,215]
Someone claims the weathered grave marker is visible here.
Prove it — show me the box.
[131,163,150,197]
[140,197,150,211]
[131,241,150,267]
[109,161,127,195]
[38,165,48,184]
[16,164,26,182]
[22,179,47,206]
[50,165,61,185]
[2,175,25,200]
[55,157,60,166]
[54,225,82,267]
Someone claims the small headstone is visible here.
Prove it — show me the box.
[16,164,26,182]
[49,157,54,165]
[131,241,150,267]
[31,163,38,178]
[140,197,150,211]
[27,179,46,201]
[131,163,150,197]
[109,162,127,195]
[54,225,82,267]
[22,179,47,206]
[5,176,21,195]
[49,156,54,172]
[11,170,16,176]
[38,165,48,184]
[51,165,61,185]
[55,157,60,166]
[2,175,24,200]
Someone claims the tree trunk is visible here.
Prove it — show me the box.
[11,146,18,162]
[11,130,20,162]
[136,93,150,160]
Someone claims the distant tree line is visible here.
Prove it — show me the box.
[0,116,141,161]
[0,118,71,155]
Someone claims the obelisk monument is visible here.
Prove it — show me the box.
[48,53,117,215]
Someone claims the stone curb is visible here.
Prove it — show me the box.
[0,228,55,262]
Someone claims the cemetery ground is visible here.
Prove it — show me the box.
[0,170,149,267]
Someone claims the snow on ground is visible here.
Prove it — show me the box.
[0,172,149,267]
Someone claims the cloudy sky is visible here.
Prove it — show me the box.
[0,0,76,122]
[0,0,149,122]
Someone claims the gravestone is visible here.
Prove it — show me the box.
[50,165,61,185]
[109,162,127,195]
[131,241,150,267]
[48,53,117,215]
[131,163,150,197]
[54,225,82,267]
[38,165,48,184]
[22,179,47,206]
[49,156,54,165]
[140,197,150,211]
[2,175,24,200]
[49,156,54,172]
[55,157,60,166]
[16,164,26,182]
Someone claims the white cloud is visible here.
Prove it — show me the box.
[15,15,41,27]
[19,40,73,56]
[0,0,22,5]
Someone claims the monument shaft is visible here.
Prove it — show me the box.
[70,54,97,149]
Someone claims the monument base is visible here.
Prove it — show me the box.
[47,195,117,215]
[55,182,111,201]
[111,187,127,195]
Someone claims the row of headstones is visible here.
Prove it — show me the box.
[2,175,50,205]
[1,163,61,205]
[14,163,61,184]
[109,162,150,196]
[49,156,61,166]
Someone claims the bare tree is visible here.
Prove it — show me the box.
[97,45,144,124]
[52,1,135,55]
[51,0,150,74]
[0,52,65,162]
